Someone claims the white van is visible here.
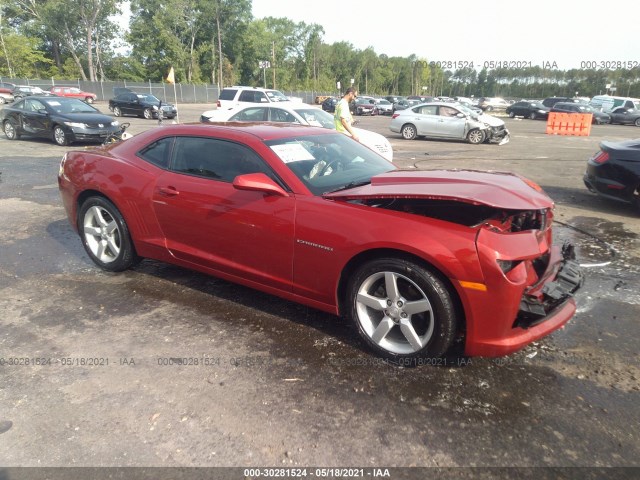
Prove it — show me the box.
[589,95,640,113]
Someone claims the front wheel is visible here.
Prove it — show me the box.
[53,125,68,146]
[78,196,140,272]
[635,118,640,127]
[401,124,417,140]
[0,97,5,105]
[508,111,515,118]
[85,97,94,104]
[347,258,458,363]
[467,128,485,144]
[529,112,537,120]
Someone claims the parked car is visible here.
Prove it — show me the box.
[199,102,392,161]
[58,122,582,361]
[407,95,434,103]
[0,81,15,94]
[108,92,177,120]
[392,99,420,114]
[12,85,54,100]
[506,101,550,120]
[384,95,405,105]
[584,139,640,211]
[50,86,97,103]
[0,91,14,104]
[321,97,339,113]
[542,97,579,108]
[1,96,120,146]
[374,99,393,115]
[608,107,640,126]
[476,97,510,112]
[390,102,510,145]
[352,97,376,116]
[216,86,289,110]
[551,102,611,125]
[315,95,332,104]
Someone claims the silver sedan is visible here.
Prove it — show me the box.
[389,102,510,145]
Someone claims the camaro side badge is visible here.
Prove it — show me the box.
[296,239,334,252]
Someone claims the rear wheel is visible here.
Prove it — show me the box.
[635,118,640,127]
[508,111,515,118]
[529,112,537,120]
[112,106,122,117]
[78,196,140,272]
[3,120,19,140]
[143,108,153,120]
[401,124,417,140]
[85,97,94,104]
[0,97,5,105]
[467,128,485,144]
[347,258,458,363]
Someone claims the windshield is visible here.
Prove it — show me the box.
[138,94,161,103]
[266,90,289,102]
[294,108,335,128]
[42,97,98,114]
[266,133,395,196]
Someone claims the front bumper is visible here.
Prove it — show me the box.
[488,126,510,145]
[463,229,583,357]
[69,126,120,143]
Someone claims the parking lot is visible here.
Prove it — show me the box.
[0,103,639,473]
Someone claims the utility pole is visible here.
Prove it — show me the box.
[272,41,276,89]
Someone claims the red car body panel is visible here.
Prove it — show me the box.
[58,123,581,357]
[50,86,97,100]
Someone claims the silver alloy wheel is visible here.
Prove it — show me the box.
[143,108,153,119]
[86,97,94,104]
[83,205,121,264]
[635,118,640,127]
[0,97,5,104]
[4,121,16,139]
[53,126,67,145]
[467,129,484,144]
[355,271,434,355]
[508,111,515,118]
[113,106,121,116]
[401,124,417,140]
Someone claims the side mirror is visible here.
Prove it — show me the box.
[456,113,466,118]
[232,173,288,197]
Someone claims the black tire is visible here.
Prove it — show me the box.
[113,106,122,117]
[467,128,485,144]
[486,106,494,112]
[401,124,417,140]
[85,97,94,104]
[529,112,537,120]
[635,118,640,127]
[0,97,5,105]
[53,125,68,146]
[3,120,19,140]
[346,258,458,363]
[143,108,153,120]
[508,111,515,118]
[78,196,140,272]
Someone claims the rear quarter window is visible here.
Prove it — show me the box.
[137,137,173,169]
[218,89,237,101]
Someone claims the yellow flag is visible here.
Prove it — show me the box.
[166,67,175,84]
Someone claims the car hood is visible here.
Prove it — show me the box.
[59,112,115,123]
[324,169,553,210]
[475,113,505,127]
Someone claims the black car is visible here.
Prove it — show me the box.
[391,99,420,114]
[321,97,339,113]
[541,96,580,108]
[0,96,120,146]
[584,139,640,212]
[506,101,550,120]
[12,85,55,100]
[608,107,640,126]
[108,92,177,119]
[551,102,611,125]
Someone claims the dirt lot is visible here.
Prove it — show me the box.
[0,103,638,478]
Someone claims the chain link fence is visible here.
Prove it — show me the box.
[0,77,336,105]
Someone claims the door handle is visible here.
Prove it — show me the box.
[158,186,179,196]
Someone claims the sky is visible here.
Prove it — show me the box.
[251,0,640,71]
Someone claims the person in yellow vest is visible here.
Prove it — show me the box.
[334,87,360,142]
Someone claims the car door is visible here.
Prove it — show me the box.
[229,107,269,122]
[151,135,296,292]
[121,93,139,116]
[268,107,299,123]
[410,105,440,136]
[436,105,466,138]
[609,107,628,124]
[21,98,51,137]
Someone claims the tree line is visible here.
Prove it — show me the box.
[2,0,639,99]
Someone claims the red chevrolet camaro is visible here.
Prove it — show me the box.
[58,123,582,362]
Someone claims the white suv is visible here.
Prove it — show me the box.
[216,86,290,110]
